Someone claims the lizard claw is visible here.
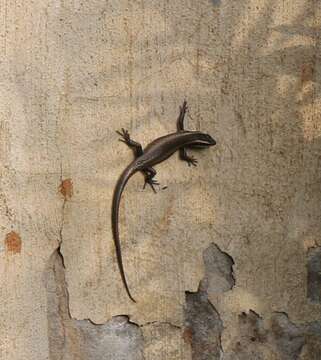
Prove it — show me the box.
[143,178,159,193]
[116,128,131,144]
[150,183,157,193]
[187,156,198,167]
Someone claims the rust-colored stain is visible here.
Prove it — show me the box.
[182,327,193,344]
[59,178,73,200]
[301,63,314,83]
[5,231,22,254]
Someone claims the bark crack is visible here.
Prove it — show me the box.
[59,163,66,247]
[139,321,181,330]
[45,249,145,360]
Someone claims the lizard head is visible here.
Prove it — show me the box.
[191,132,216,148]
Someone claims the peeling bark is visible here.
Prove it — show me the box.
[44,249,144,360]
[307,247,321,303]
[185,290,223,360]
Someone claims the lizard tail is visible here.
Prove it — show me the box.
[112,164,138,302]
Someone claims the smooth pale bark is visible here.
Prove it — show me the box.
[0,0,320,359]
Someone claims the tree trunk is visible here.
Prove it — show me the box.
[1,0,320,359]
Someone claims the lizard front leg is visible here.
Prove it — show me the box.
[116,128,143,158]
[176,101,199,166]
[179,148,198,167]
[142,167,159,193]
[177,100,188,132]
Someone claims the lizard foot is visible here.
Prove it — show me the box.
[186,155,198,167]
[116,128,131,144]
[143,178,159,193]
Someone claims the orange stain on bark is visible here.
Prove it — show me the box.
[59,179,73,200]
[301,63,314,83]
[182,327,193,344]
[5,231,22,254]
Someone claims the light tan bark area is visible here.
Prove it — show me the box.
[58,0,220,325]
[0,0,320,359]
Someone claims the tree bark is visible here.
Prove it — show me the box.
[1,0,320,359]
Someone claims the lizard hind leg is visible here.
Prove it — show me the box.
[142,167,159,193]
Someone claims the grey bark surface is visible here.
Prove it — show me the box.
[0,0,320,359]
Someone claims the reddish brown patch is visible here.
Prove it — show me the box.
[182,327,193,344]
[5,231,22,254]
[59,179,73,200]
[301,63,314,83]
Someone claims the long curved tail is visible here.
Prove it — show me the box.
[112,164,138,302]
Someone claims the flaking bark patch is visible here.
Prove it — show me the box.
[184,290,223,360]
[201,243,235,294]
[44,249,144,360]
[307,247,321,303]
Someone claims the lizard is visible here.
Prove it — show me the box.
[112,100,216,302]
